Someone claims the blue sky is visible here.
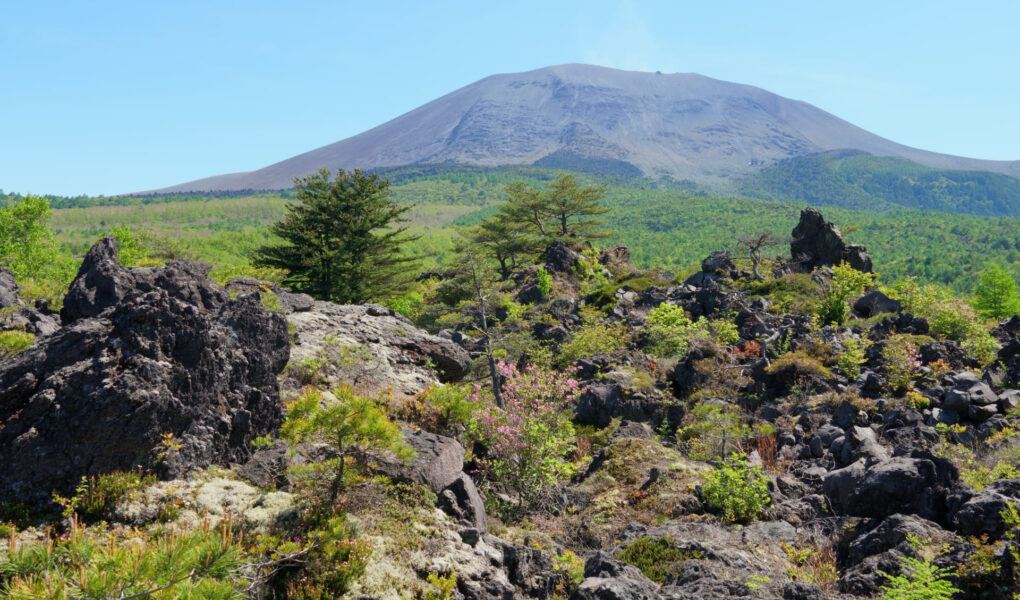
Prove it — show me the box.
[2,0,1018,195]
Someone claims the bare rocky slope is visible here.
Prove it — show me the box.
[150,64,1020,193]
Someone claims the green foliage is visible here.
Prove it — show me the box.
[880,556,960,600]
[766,350,833,382]
[889,277,1000,365]
[419,383,477,430]
[643,303,709,358]
[253,168,421,304]
[467,362,582,511]
[741,272,822,315]
[700,453,771,524]
[973,264,1020,320]
[678,404,776,461]
[0,196,65,281]
[557,321,627,368]
[383,288,427,322]
[553,549,585,588]
[960,461,1020,490]
[280,386,414,503]
[425,573,458,600]
[817,261,876,326]
[107,225,148,267]
[0,522,246,599]
[837,336,869,380]
[0,330,34,359]
[536,265,552,297]
[710,318,741,346]
[502,172,610,241]
[616,536,703,584]
[280,513,371,599]
[53,470,155,522]
[741,149,1020,216]
[883,334,924,394]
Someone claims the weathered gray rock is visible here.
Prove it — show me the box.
[790,208,872,273]
[0,238,289,502]
[439,473,488,533]
[378,427,465,494]
[571,552,659,600]
[225,277,314,313]
[285,302,471,397]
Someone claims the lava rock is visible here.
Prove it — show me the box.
[790,208,873,273]
[545,241,583,274]
[823,456,957,521]
[853,290,901,318]
[0,238,289,502]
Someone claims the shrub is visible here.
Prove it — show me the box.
[536,265,552,297]
[883,335,923,394]
[616,536,702,584]
[468,362,583,510]
[0,330,34,359]
[677,404,775,461]
[879,556,959,600]
[710,318,741,346]
[741,272,821,315]
[282,514,372,599]
[420,383,477,430]
[837,337,868,381]
[700,453,771,524]
[557,321,627,367]
[766,350,833,382]
[0,521,246,599]
[643,303,709,358]
[53,470,155,522]
[817,262,875,326]
[280,386,413,503]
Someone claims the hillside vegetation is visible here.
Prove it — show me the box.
[18,167,1018,294]
[740,150,1020,216]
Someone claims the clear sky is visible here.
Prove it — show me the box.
[2,0,1018,196]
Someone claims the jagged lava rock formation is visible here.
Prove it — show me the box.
[0,236,290,501]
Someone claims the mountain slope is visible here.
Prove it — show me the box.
[740,150,1020,215]
[149,63,1020,193]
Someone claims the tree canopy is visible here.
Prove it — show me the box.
[253,168,420,303]
[973,264,1020,320]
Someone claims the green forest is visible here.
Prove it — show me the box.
[10,165,1020,299]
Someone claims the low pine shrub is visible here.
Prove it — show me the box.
[700,453,771,524]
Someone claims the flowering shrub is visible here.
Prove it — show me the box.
[468,362,583,508]
[883,335,922,394]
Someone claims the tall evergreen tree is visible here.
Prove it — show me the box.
[462,211,543,281]
[973,264,1020,320]
[254,167,420,303]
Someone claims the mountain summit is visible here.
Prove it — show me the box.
[153,64,1020,192]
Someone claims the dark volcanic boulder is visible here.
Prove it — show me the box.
[790,208,872,273]
[61,235,230,323]
[853,290,901,318]
[0,237,289,502]
[822,456,959,522]
[545,241,583,274]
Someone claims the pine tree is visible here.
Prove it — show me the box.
[501,173,610,241]
[973,264,1020,320]
[254,168,420,303]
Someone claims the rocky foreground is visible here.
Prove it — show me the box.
[0,210,1019,598]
